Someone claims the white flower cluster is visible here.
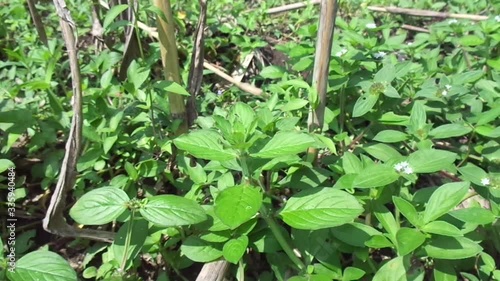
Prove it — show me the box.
[448,19,458,25]
[495,15,500,22]
[442,85,452,96]
[366,23,377,29]
[394,161,413,174]
[373,51,387,59]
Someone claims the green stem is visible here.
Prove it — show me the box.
[120,210,135,272]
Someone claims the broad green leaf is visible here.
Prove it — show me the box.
[430,124,472,139]
[0,159,14,173]
[379,112,410,125]
[181,237,222,262]
[364,143,402,162]
[353,164,399,188]
[140,195,207,227]
[396,228,426,256]
[111,218,148,269]
[343,267,366,281]
[459,35,485,46]
[475,107,500,126]
[373,203,399,241]
[425,236,483,260]
[70,187,129,225]
[374,64,396,82]
[433,261,458,281]
[214,185,262,229]
[393,197,421,227]
[250,131,315,158]
[372,256,406,281]
[449,208,495,225]
[408,149,456,173]
[331,222,381,247]
[280,188,363,230]
[365,235,394,248]
[7,250,76,281]
[223,235,249,264]
[103,135,118,154]
[232,102,256,129]
[409,101,426,132]
[373,130,408,143]
[174,130,237,161]
[423,182,470,224]
[342,152,362,174]
[352,93,378,117]
[458,163,489,186]
[103,4,128,30]
[260,65,285,79]
[421,221,463,237]
[126,60,150,90]
[280,99,309,111]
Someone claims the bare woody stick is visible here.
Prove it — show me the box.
[368,6,489,21]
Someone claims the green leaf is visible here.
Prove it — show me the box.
[408,149,457,173]
[459,35,485,46]
[372,256,406,281]
[181,236,222,262]
[353,164,399,188]
[111,219,148,269]
[373,203,399,241]
[126,60,150,90]
[7,250,77,281]
[69,187,129,225]
[457,163,489,186]
[280,188,363,230]
[174,130,237,161]
[343,267,366,281]
[423,182,470,224]
[154,81,190,96]
[214,185,262,229]
[331,222,382,247]
[232,102,256,129]
[363,143,402,162]
[396,228,426,256]
[260,65,285,79]
[449,208,495,225]
[103,4,128,30]
[425,236,483,260]
[352,93,378,117]
[430,124,472,139]
[393,197,421,227]
[250,131,315,158]
[421,221,463,237]
[373,130,408,143]
[342,152,362,174]
[409,101,427,132]
[0,159,14,173]
[140,195,207,227]
[374,64,396,82]
[103,135,118,154]
[223,235,249,264]
[280,99,309,111]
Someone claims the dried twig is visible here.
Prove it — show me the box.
[203,61,263,96]
[266,0,321,14]
[368,6,489,21]
[195,260,230,281]
[43,0,114,243]
[26,0,48,46]
[401,24,429,33]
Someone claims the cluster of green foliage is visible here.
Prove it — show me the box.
[1,0,499,280]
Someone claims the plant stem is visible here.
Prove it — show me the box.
[120,210,135,272]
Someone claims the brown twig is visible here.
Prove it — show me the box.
[368,6,489,21]
[401,24,429,33]
[26,0,48,46]
[266,0,321,14]
[203,61,263,96]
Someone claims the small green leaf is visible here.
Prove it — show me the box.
[140,195,207,227]
[332,222,382,247]
[250,131,315,158]
[408,149,457,173]
[343,267,366,281]
[430,124,472,139]
[103,4,129,30]
[70,187,130,225]
[280,99,309,111]
[422,221,463,237]
[425,236,483,260]
[260,65,285,79]
[457,163,489,186]
[423,182,470,224]
[103,135,118,154]
[112,219,148,269]
[352,93,378,117]
[374,64,396,82]
[7,250,77,281]
[393,197,421,227]
[174,130,237,161]
[372,256,406,281]
[373,130,408,143]
[154,81,190,96]
[396,227,426,256]
[280,188,363,230]
[409,101,427,132]
[181,237,222,262]
[373,203,399,241]
[459,35,485,46]
[342,152,362,174]
[215,185,262,229]
[223,235,249,264]
[363,143,402,162]
[0,159,14,173]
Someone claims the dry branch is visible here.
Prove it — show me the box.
[267,0,321,14]
[26,0,48,46]
[401,24,429,33]
[368,6,489,21]
[203,61,263,96]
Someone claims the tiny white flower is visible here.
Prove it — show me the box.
[441,90,448,96]
[495,15,500,22]
[335,48,348,57]
[394,161,409,172]
[445,84,452,90]
[217,89,223,96]
[373,51,387,59]
[481,178,490,186]
[407,42,414,46]
[366,23,377,29]
[403,166,413,174]
[448,19,458,25]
